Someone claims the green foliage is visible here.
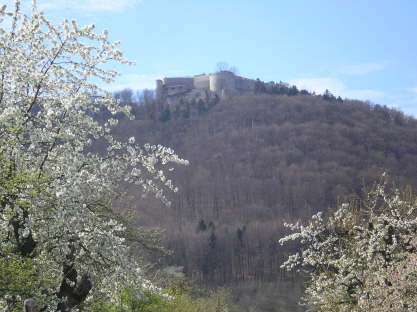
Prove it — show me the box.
[91,290,168,312]
[0,152,58,311]
[90,287,236,312]
[0,252,59,311]
[0,156,46,209]
[198,288,236,312]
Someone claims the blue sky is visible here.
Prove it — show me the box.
[9,0,417,116]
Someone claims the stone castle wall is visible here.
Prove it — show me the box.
[193,74,210,89]
[155,71,255,102]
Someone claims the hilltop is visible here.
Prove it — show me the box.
[112,91,417,312]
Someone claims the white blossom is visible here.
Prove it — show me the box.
[0,1,188,311]
[279,178,417,312]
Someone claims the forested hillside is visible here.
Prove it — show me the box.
[113,92,417,311]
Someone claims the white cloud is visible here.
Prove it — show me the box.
[108,73,160,91]
[38,0,142,13]
[289,77,384,101]
[343,89,384,100]
[408,87,417,95]
[338,62,384,75]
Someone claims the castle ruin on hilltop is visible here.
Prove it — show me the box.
[155,71,256,104]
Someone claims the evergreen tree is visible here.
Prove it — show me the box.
[160,106,171,122]
[197,219,207,232]
[288,85,299,96]
[182,103,191,119]
[208,231,217,249]
[236,226,246,246]
[197,99,206,114]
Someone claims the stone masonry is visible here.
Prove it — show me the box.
[155,71,256,104]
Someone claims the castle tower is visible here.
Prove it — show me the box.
[155,79,163,100]
[209,71,236,97]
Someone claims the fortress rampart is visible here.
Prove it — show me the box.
[155,71,256,102]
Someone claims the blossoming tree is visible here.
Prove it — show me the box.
[0,1,188,311]
[279,177,417,312]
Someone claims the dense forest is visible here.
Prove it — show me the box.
[111,90,417,311]
[3,2,415,311]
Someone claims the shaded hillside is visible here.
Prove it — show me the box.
[113,93,417,311]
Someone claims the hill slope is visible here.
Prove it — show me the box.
[114,93,417,311]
